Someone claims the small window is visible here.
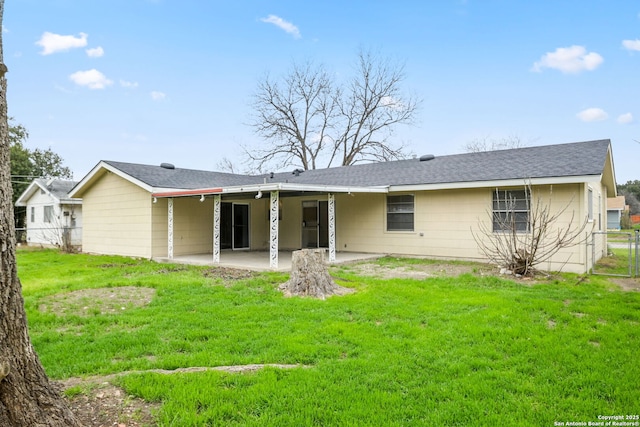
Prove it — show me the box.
[492,189,530,232]
[387,195,414,231]
[44,206,53,223]
[588,188,593,221]
[30,207,35,223]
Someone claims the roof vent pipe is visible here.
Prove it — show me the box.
[419,154,435,162]
[160,163,175,169]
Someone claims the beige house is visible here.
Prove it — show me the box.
[69,139,616,274]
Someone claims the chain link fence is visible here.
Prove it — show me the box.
[591,230,639,277]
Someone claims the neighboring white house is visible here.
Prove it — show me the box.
[15,178,82,248]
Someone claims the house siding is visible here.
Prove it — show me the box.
[171,198,214,256]
[151,198,168,258]
[82,172,153,257]
[334,184,596,274]
[23,189,82,247]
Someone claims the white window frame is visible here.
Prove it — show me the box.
[44,205,53,223]
[492,188,530,233]
[386,194,414,232]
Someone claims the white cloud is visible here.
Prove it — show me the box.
[576,108,608,122]
[260,15,301,39]
[617,112,634,124]
[532,45,603,74]
[86,46,104,58]
[120,80,139,88]
[36,32,88,55]
[69,69,113,89]
[622,39,640,51]
[150,91,166,101]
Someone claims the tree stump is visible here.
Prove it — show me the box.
[279,249,353,299]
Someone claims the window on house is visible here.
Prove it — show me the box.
[588,188,593,221]
[492,189,530,232]
[30,207,35,223]
[387,195,414,231]
[44,206,53,223]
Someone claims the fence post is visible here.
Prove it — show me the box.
[636,229,640,277]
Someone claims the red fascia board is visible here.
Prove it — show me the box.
[152,188,223,198]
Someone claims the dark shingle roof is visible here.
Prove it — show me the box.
[105,139,611,190]
[268,139,611,187]
[36,178,79,200]
[104,161,262,189]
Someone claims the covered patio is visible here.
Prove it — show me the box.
[155,250,385,272]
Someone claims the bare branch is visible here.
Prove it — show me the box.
[246,49,420,170]
[463,135,533,153]
[472,182,593,276]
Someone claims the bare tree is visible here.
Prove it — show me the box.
[472,183,593,276]
[247,49,420,171]
[0,2,81,425]
[463,135,531,153]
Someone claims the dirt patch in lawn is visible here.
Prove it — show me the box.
[57,364,304,426]
[39,286,156,317]
[58,381,158,427]
[610,277,640,292]
[335,261,494,280]
[202,266,256,281]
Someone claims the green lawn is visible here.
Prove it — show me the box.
[18,249,640,426]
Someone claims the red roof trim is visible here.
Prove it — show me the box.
[152,188,223,198]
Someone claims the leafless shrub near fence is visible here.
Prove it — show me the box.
[472,183,593,276]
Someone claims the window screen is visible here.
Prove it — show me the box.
[492,189,530,232]
[387,195,414,231]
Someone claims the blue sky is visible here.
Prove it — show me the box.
[4,0,639,183]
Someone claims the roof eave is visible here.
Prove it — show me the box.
[69,161,155,198]
[152,182,389,198]
[389,175,603,192]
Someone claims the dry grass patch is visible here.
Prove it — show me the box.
[39,286,156,317]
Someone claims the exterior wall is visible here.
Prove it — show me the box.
[278,195,317,250]
[172,198,214,256]
[84,179,603,274]
[23,190,82,247]
[607,210,621,230]
[335,189,488,260]
[586,181,608,273]
[250,197,270,250]
[335,184,595,274]
[162,196,275,255]
[151,198,169,258]
[82,172,153,257]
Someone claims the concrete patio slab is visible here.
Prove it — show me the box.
[155,251,385,272]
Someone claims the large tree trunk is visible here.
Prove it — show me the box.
[279,249,353,299]
[0,3,81,425]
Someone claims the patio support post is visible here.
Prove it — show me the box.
[270,190,279,269]
[328,193,336,262]
[213,194,221,264]
[168,198,174,259]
